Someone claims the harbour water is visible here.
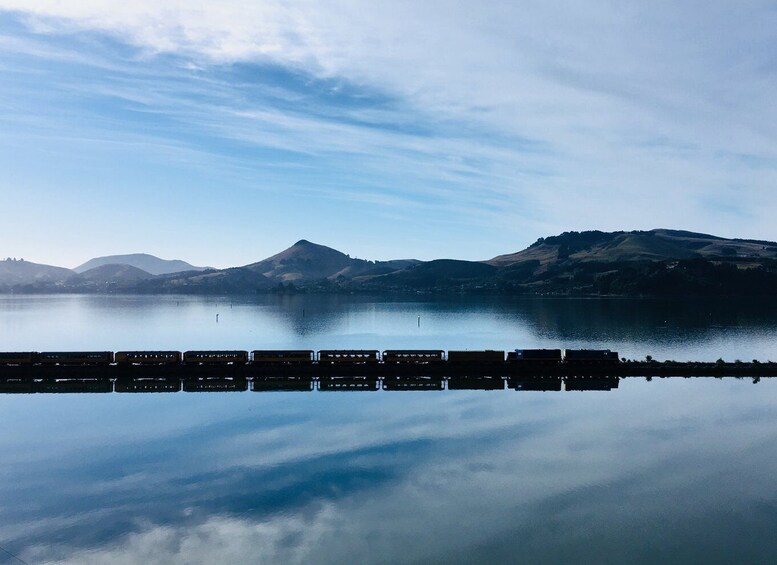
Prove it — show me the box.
[2,294,777,564]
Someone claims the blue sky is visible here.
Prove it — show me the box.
[0,1,776,268]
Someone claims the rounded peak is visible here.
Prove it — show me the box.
[293,239,313,247]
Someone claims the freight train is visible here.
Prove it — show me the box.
[0,349,619,365]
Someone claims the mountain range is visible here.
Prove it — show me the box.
[4,229,777,296]
[73,253,209,275]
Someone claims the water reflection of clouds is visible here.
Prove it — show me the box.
[1,380,777,563]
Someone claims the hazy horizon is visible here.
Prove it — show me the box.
[1,2,775,267]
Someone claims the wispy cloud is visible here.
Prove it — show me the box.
[0,2,776,264]
[4,380,777,564]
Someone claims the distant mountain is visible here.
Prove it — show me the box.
[244,240,419,282]
[5,230,777,296]
[360,259,497,291]
[0,258,74,286]
[135,267,272,294]
[74,254,209,276]
[488,229,777,268]
[476,229,777,296]
[119,240,418,293]
[77,264,153,282]
[56,264,156,293]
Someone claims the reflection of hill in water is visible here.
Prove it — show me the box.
[256,294,373,337]
[512,297,777,343]
[252,294,777,343]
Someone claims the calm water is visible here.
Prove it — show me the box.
[2,294,777,564]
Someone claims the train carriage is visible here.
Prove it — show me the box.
[563,349,620,364]
[382,350,445,363]
[318,350,380,364]
[115,351,182,365]
[251,350,315,364]
[447,350,505,363]
[183,350,249,365]
[507,349,562,364]
[38,351,114,365]
[0,352,38,365]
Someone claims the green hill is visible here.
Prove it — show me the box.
[5,230,777,296]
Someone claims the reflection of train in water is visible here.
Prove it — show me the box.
[0,348,619,365]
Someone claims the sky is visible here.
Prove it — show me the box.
[0,1,775,268]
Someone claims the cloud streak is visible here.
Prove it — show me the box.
[0,1,776,264]
[3,379,777,564]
